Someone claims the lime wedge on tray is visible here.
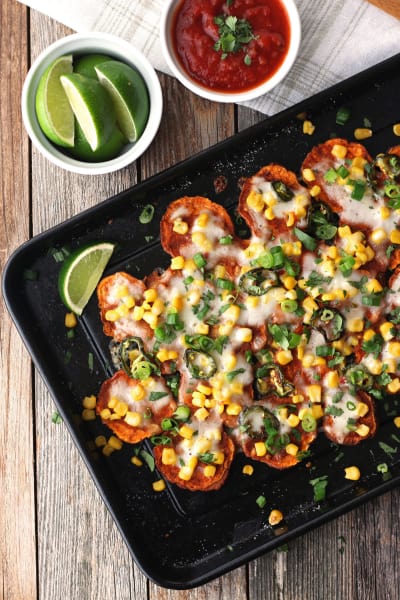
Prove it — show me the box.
[60,73,116,151]
[58,242,115,315]
[95,61,149,142]
[35,54,75,147]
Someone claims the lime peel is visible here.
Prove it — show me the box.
[58,242,115,315]
[35,54,75,147]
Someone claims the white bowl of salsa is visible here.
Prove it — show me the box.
[160,0,301,103]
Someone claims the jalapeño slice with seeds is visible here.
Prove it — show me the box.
[307,201,339,240]
[239,268,278,296]
[184,349,217,379]
[255,364,295,397]
[272,180,294,201]
[345,365,373,390]
[311,308,344,342]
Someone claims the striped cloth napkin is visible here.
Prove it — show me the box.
[19,0,400,115]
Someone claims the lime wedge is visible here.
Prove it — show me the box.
[60,73,116,151]
[68,121,126,162]
[35,54,75,147]
[58,242,115,315]
[74,54,113,78]
[94,60,149,142]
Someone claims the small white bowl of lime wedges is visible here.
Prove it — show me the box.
[21,32,163,175]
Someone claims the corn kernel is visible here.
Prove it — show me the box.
[144,288,157,303]
[132,305,145,321]
[302,168,316,182]
[95,435,107,448]
[385,359,397,373]
[303,296,318,312]
[170,255,185,271]
[172,217,189,234]
[114,401,128,417]
[285,443,299,456]
[152,479,166,492]
[224,304,241,322]
[102,444,115,457]
[203,465,217,478]
[355,424,370,437]
[162,447,177,465]
[222,353,236,371]
[309,185,321,197]
[286,211,295,227]
[354,128,372,140]
[100,408,111,420]
[292,394,304,404]
[363,328,376,341]
[65,312,77,328]
[312,404,324,420]
[82,394,96,409]
[194,407,210,421]
[286,413,300,427]
[107,436,123,451]
[245,296,259,309]
[388,342,400,357]
[276,350,293,365]
[388,378,400,394]
[242,464,254,476]
[196,212,209,228]
[344,466,361,480]
[226,403,242,416]
[82,408,96,421]
[281,275,297,290]
[130,456,143,467]
[254,441,267,457]
[390,229,400,244]
[246,190,265,212]
[105,309,119,322]
[303,120,315,135]
[370,229,386,249]
[331,144,347,159]
[264,206,275,221]
[380,321,395,341]
[268,509,284,526]
[302,354,315,368]
[235,327,253,342]
[326,371,339,388]
[393,123,400,136]
[346,318,364,333]
[394,416,400,428]
[307,384,322,403]
[142,311,158,329]
[192,231,212,251]
[179,424,194,439]
[125,411,142,427]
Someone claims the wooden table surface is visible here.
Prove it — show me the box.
[2,2,400,599]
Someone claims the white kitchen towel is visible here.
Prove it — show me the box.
[19,0,400,115]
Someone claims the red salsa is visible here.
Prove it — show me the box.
[172,0,291,93]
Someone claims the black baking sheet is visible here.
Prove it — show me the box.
[3,53,400,589]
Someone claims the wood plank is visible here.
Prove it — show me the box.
[0,1,37,599]
[29,13,147,600]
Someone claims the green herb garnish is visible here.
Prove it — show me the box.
[214,14,256,64]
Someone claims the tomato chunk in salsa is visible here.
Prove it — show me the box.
[172,0,291,93]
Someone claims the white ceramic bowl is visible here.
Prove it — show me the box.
[21,32,163,175]
[160,0,301,103]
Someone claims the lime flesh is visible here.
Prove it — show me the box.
[60,73,116,151]
[35,54,75,147]
[95,61,149,142]
[58,242,115,315]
